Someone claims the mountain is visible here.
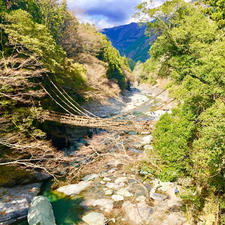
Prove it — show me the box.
[102,22,156,62]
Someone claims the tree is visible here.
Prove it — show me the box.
[137,1,225,222]
[202,0,225,28]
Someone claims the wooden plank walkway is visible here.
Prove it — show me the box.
[43,112,154,132]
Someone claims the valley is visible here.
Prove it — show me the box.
[1,0,225,224]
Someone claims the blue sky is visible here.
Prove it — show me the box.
[67,0,165,28]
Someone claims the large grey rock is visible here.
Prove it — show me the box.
[0,183,41,225]
[82,212,106,225]
[122,201,153,225]
[57,181,91,196]
[28,196,56,225]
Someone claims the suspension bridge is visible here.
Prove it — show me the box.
[40,75,169,132]
[42,111,154,132]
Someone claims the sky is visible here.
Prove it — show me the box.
[67,0,165,29]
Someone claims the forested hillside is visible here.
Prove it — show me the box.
[138,0,225,223]
[102,22,156,63]
[0,0,131,185]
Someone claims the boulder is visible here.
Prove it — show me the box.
[57,181,91,196]
[28,196,56,225]
[0,183,41,224]
[82,212,106,225]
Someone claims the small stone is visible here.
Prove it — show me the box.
[128,131,137,135]
[112,195,124,201]
[111,218,116,223]
[141,135,153,145]
[144,145,153,151]
[128,148,143,154]
[108,168,117,174]
[57,181,91,196]
[105,189,113,196]
[103,177,111,182]
[116,188,133,197]
[150,192,167,201]
[136,196,146,202]
[106,182,124,190]
[100,181,106,185]
[115,177,127,184]
[82,212,107,225]
[82,174,99,181]
[128,179,136,184]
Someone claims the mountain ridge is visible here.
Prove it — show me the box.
[102,22,156,62]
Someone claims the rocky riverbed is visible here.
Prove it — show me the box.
[1,83,188,225]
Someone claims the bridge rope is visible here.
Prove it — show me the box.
[41,84,75,115]
[45,74,98,118]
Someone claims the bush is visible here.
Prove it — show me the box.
[153,107,195,181]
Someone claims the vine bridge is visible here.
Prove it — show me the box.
[43,112,154,132]
[40,75,168,132]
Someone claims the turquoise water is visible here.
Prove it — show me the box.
[17,181,86,225]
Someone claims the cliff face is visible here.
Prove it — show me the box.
[102,23,156,62]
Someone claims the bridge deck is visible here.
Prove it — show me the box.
[43,112,154,132]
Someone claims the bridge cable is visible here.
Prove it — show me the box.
[45,75,98,118]
[44,76,89,117]
[48,85,88,116]
[41,84,75,115]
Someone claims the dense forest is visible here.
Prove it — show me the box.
[137,0,225,223]
[0,0,131,185]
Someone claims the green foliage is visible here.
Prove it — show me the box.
[98,36,129,90]
[138,1,225,222]
[2,9,65,71]
[202,0,225,28]
[153,107,195,181]
[1,0,42,23]
[136,58,159,84]
[191,100,225,191]
[127,58,136,71]
[124,35,150,62]
[36,0,67,42]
